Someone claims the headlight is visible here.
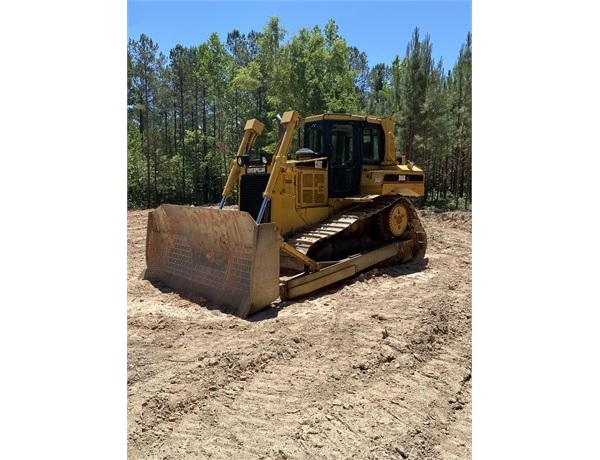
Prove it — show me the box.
[236,156,245,166]
[260,153,272,165]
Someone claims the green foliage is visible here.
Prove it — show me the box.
[231,62,262,92]
[127,19,472,211]
[127,121,145,209]
[425,193,471,211]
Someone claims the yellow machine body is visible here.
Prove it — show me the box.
[144,111,427,317]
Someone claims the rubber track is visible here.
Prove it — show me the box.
[285,195,427,260]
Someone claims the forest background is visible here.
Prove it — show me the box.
[127,17,472,210]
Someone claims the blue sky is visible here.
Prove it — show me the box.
[128,0,472,71]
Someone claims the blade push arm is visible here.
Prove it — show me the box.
[256,110,301,222]
[219,118,265,208]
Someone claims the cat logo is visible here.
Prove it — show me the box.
[247,166,267,174]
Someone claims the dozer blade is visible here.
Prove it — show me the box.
[143,204,281,318]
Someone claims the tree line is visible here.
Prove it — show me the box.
[127,17,471,210]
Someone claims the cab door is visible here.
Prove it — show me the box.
[328,122,360,197]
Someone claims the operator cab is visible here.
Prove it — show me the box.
[303,117,385,197]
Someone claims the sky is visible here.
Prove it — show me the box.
[127,0,472,72]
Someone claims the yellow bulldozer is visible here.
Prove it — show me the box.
[143,110,427,318]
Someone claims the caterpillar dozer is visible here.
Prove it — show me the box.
[143,110,427,318]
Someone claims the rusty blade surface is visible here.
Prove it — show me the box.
[143,204,280,318]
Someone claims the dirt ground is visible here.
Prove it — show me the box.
[127,207,472,460]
